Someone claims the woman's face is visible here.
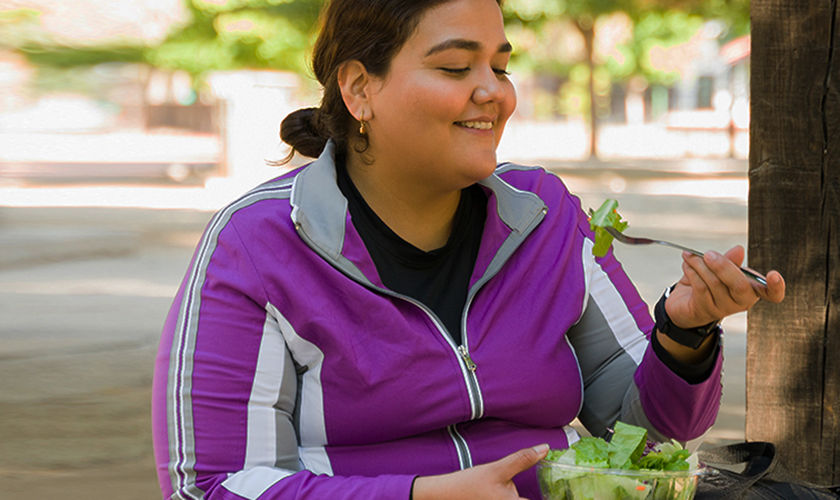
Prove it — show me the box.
[365,0,516,193]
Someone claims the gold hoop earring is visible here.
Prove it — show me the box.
[359,119,367,136]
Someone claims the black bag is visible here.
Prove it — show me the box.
[695,441,840,499]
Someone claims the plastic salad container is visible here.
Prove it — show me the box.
[537,460,704,500]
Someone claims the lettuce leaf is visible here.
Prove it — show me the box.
[588,198,628,257]
[607,421,648,469]
[572,437,611,468]
[638,440,693,471]
[565,422,693,472]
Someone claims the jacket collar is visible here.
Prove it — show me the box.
[290,140,348,261]
[478,166,547,233]
[290,140,546,266]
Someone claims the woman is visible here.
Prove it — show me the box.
[152,0,786,498]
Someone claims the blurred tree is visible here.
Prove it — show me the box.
[146,0,322,78]
[0,8,47,49]
[10,0,323,88]
[503,0,749,158]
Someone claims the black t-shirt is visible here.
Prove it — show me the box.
[335,161,486,346]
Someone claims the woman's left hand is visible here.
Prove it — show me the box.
[665,245,786,330]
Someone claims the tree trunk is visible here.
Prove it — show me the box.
[576,19,598,159]
[748,0,840,485]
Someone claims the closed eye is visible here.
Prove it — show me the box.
[439,67,511,77]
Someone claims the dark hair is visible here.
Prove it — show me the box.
[280,0,502,161]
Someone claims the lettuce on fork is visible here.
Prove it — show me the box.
[588,198,628,258]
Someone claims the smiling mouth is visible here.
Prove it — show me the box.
[455,120,494,130]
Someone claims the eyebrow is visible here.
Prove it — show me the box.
[424,38,513,57]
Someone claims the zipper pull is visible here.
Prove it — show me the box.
[457,345,477,372]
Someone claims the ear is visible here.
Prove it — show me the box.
[337,60,374,122]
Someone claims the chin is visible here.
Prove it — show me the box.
[480,152,501,172]
[468,159,500,182]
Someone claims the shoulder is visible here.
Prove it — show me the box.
[494,161,578,213]
[221,165,307,221]
[494,161,594,240]
[202,164,311,245]
[494,162,570,198]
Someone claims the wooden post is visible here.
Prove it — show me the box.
[748,0,840,484]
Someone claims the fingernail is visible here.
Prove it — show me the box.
[533,443,550,454]
[707,251,721,262]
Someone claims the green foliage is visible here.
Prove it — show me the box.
[505,0,730,84]
[19,44,146,68]
[628,10,706,85]
[0,8,48,49]
[0,7,40,31]
[669,0,749,38]
[8,0,323,79]
[146,0,322,76]
[503,0,565,22]
[503,0,638,23]
[502,0,747,130]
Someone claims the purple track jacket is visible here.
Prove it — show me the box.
[152,141,723,499]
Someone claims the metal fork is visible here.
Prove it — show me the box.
[603,226,768,286]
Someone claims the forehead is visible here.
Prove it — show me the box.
[406,0,508,54]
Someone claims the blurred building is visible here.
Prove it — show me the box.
[0,0,231,183]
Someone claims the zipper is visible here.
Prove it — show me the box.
[459,292,483,420]
[447,424,473,469]
[400,301,482,421]
[457,345,476,372]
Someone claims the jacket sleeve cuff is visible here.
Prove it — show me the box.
[651,329,720,384]
[633,339,723,441]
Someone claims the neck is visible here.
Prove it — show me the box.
[345,152,462,252]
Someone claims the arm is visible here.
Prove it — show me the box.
[566,240,724,443]
[152,219,414,499]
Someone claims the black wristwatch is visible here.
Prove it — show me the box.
[654,285,720,349]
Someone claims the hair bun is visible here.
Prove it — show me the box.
[280,107,328,159]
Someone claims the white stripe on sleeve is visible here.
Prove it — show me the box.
[582,239,647,366]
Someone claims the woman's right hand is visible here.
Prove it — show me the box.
[411,443,549,500]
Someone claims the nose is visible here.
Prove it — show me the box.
[472,68,507,104]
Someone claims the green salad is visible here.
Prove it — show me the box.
[538,421,700,500]
[588,198,628,258]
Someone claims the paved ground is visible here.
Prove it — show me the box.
[0,158,752,498]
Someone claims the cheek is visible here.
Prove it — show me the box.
[419,92,466,125]
[494,84,517,145]
[501,82,517,120]
[404,78,471,120]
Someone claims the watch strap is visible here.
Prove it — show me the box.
[654,286,720,349]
